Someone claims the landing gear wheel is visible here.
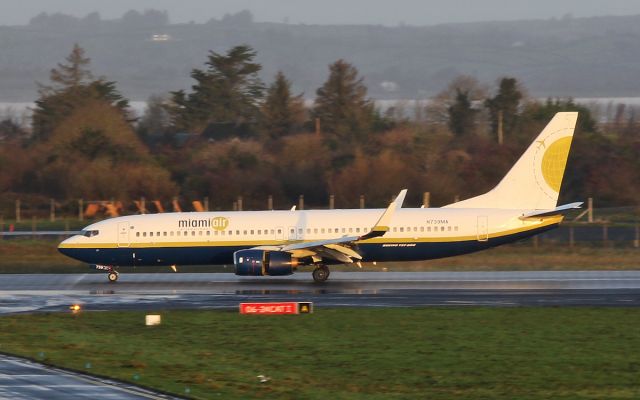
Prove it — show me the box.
[312,266,330,283]
[107,271,119,283]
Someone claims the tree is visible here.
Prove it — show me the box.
[426,75,487,126]
[32,44,129,141]
[312,59,374,146]
[168,45,264,133]
[137,94,172,145]
[448,89,477,137]
[260,71,305,142]
[29,100,175,199]
[485,77,524,144]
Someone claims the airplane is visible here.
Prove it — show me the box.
[58,112,581,283]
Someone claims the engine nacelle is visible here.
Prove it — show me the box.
[233,249,298,276]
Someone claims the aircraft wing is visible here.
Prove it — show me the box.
[271,189,407,264]
[518,202,583,220]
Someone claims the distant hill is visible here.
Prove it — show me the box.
[2,11,640,101]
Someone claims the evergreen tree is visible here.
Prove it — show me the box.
[260,71,305,142]
[32,44,129,141]
[168,45,264,133]
[312,59,374,145]
[485,77,523,143]
[448,89,477,137]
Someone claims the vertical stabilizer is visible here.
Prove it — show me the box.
[445,112,578,210]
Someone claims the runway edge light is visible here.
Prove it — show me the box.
[239,302,313,315]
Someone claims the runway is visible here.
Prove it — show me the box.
[1,271,640,314]
[0,354,178,400]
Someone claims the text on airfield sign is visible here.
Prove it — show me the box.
[239,302,313,315]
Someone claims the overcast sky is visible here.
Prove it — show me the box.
[3,0,640,26]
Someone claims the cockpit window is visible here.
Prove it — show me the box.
[81,230,99,237]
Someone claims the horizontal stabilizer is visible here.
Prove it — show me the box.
[519,202,583,220]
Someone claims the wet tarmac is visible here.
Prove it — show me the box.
[1,271,640,314]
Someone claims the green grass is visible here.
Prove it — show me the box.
[1,308,640,399]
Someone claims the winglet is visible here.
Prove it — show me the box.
[360,189,406,240]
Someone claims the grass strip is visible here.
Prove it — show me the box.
[1,308,639,399]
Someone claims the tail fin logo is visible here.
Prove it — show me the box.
[534,134,573,198]
[541,136,573,192]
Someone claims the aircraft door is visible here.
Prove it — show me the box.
[477,216,488,242]
[117,221,131,247]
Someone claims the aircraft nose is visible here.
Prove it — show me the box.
[57,236,77,257]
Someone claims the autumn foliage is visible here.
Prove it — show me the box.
[1,45,639,217]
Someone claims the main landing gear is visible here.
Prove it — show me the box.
[312,265,330,283]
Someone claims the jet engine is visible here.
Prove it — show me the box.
[233,249,299,276]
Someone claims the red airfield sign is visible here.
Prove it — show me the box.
[239,302,313,315]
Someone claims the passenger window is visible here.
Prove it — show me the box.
[314,228,318,234]
[143,232,147,237]
[270,229,274,234]
[228,231,232,236]
[427,227,431,232]
[420,227,424,232]
[441,226,445,231]
[192,231,196,236]
[236,230,240,235]
[136,232,140,237]
[170,231,174,236]
[414,227,418,232]
[299,228,303,234]
[448,226,452,231]
[163,232,167,236]
[349,228,353,233]
[150,232,154,237]
[356,228,360,233]
[199,231,203,236]
[157,232,160,237]
[321,228,325,234]
[277,229,282,234]
[251,230,254,235]
[183,231,188,236]
[341,228,345,233]
[214,231,218,235]
[221,231,225,236]
[244,230,247,235]
[400,227,404,232]
[393,227,397,232]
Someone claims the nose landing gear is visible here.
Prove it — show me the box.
[107,270,119,282]
[93,265,119,282]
